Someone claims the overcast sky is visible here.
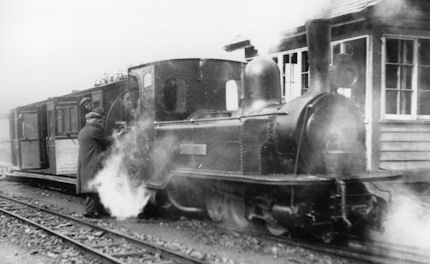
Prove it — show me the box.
[0,0,332,114]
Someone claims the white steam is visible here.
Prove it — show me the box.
[89,117,177,220]
[379,188,430,249]
[89,123,152,220]
[0,161,18,178]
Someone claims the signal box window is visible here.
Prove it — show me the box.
[419,40,430,115]
[56,105,78,136]
[383,37,430,118]
[164,78,187,113]
[385,39,413,115]
[279,50,309,102]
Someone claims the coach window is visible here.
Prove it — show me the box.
[226,80,239,111]
[56,105,79,136]
[21,112,39,139]
[164,78,187,113]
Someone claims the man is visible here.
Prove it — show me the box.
[122,89,139,125]
[79,97,92,127]
[77,108,108,218]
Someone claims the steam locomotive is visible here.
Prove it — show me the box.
[8,19,399,242]
[105,20,399,243]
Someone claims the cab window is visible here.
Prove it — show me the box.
[164,78,187,113]
[226,80,240,111]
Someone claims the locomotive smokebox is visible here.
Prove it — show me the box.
[306,19,331,94]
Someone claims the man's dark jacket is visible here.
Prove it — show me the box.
[76,122,109,194]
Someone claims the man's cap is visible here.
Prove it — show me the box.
[85,112,103,120]
[79,97,91,105]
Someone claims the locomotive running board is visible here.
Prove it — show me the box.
[144,168,401,189]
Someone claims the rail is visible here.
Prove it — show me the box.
[0,194,205,264]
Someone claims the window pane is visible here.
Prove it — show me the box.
[419,66,430,90]
[282,54,289,73]
[420,40,430,65]
[143,73,152,87]
[21,113,39,138]
[63,108,70,132]
[418,91,430,115]
[164,78,187,113]
[301,73,309,91]
[386,65,398,88]
[400,40,413,64]
[175,79,187,113]
[399,90,412,114]
[386,39,399,63]
[164,79,177,112]
[400,65,412,90]
[70,106,78,132]
[282,76,286,96]
[301,51,308,72]
[386,90,398,114]
[333,44,340,56]
[56,109,63,133]
[226,80,239,111]
[291,53,297,64]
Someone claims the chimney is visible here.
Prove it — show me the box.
[306,19,331,94]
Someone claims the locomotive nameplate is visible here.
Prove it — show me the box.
[179,144,207,155]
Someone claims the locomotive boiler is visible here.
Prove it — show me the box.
[107,19,399,243]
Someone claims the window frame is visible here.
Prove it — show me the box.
[270,47,309,103]
[55,104,79,137]
[381,35,430,120]
[163,77,187,114]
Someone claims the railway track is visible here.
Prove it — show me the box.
[1,191,428,264]
[0,194,204,264]
[255,231,430,264]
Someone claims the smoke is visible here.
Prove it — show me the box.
[89,120,152,220]
[373,0,423,27]
[377,186,430,249]
[0,161,18,178]
[89,117,178,220]
[248,0,333,55]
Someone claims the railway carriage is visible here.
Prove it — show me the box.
[9,79,127,179]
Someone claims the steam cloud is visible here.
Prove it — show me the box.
[373,0,423,27]
[0,161,18,178]
[89,118,177,220]
[378,186,430,249]
[89,120,152,220]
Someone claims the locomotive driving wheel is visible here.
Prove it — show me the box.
[318,224,335,244]
[227,194,249,228]
[206,192,250,227]
[266,221,289,237]
[205,194,228,223]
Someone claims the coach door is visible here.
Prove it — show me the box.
[53,97,80,174]
[18,110,41,169]
[9,111,19,167]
